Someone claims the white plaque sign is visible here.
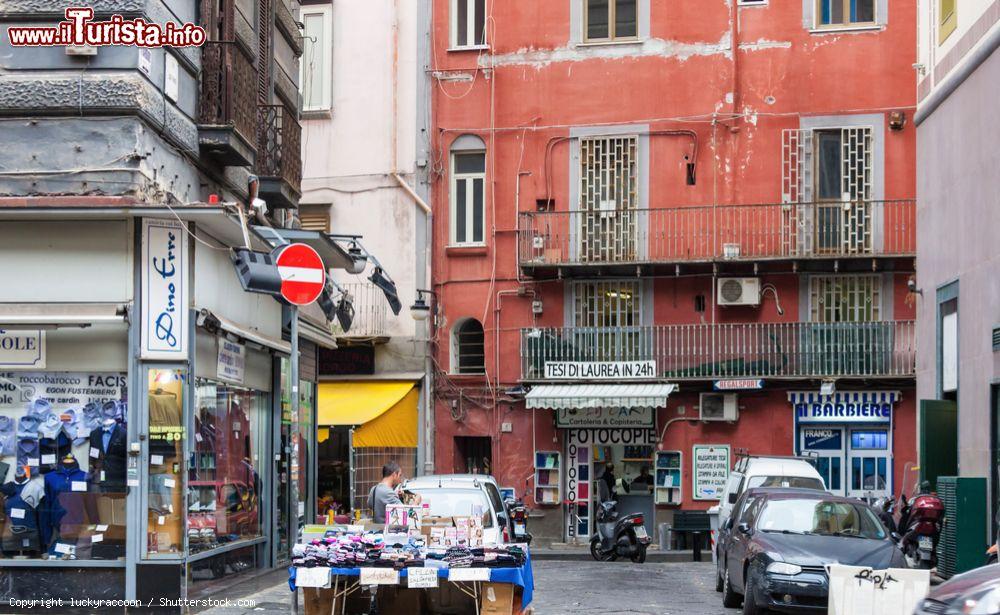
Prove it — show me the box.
[217,339,245,384]
[692,444,730,501]
[359,568,399,585]
[141,219,189,360]
[448,568,491,582]
[407,568,439,589]
[0,330,45,369]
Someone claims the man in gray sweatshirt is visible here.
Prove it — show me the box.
[368,460,422,522]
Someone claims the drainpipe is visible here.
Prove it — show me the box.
[729,0,742,133]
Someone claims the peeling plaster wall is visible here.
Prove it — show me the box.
[429,0,918,522]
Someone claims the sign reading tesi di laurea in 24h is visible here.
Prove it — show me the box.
[692,444,731,501]
[544,360,656,380]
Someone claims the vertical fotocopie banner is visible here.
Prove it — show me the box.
[140,219,189,360]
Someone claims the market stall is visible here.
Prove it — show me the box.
[288,508,533,615]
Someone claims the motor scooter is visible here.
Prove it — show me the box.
[589,500,651,563]
[505,496,532,544]
[889,464,945,570]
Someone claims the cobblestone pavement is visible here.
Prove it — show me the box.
[197,561,739,615]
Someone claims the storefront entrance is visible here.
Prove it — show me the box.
[792,390,899,501]
[564,427,657,542]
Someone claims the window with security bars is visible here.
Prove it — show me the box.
[807,275,886,376]
[810,275,881,322]
[578,136,638,263]
[782,127,873,255]
[452,319,485,374]
[571,281,646,362]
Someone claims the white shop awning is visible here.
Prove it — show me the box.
[525,383,677,410]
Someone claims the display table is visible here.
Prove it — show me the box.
[288,549,534,615]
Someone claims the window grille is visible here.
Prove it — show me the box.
[453,319,486,374]
[579,135,638,263]
[809,275,881,323]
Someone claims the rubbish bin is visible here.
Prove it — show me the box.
[659,523,672,551]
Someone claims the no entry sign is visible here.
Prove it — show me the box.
[275,243,326,305]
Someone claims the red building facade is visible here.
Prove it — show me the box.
[428,0,917,544]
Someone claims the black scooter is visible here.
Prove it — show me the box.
[590,500,651,563]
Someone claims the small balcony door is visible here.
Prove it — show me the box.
[578,136,639,263]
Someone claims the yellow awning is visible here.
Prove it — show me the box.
[318,381,418,448]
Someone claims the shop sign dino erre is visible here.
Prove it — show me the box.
[544,360,656,380]
[141,219,189,360]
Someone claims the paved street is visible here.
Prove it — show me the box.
[198,561,737,615]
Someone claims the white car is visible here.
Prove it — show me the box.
[402,474,509,545]
[713,456,826,530]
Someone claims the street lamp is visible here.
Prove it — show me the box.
[410,292,431,322]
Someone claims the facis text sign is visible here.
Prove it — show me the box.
[544,360,656,380]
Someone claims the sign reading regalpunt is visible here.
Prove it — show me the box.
[544,360,656,380]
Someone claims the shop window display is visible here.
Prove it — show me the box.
[189,380,264,555]
[147,368,185,556]
[0,372,128,560]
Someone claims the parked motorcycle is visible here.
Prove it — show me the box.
[505,496,532,544]
[590,500,651,563]
[879,465,945,569]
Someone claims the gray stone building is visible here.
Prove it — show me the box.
[915,1,1000,537]
[0,0,343,609]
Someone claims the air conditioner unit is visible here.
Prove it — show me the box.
[699,393,739,422]
[717,277,761,306]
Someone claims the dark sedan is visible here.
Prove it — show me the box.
[914,564,1000,614]
[719,489,906,614]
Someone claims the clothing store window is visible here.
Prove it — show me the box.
[190,381,265,554]
[0,371,128,561]
[146,368,186,557]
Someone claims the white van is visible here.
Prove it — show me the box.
[714,455,826,528]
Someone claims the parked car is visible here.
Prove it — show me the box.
[402,474,510,544]
[718,488,905,614]
[714,455,827,531]
[914,564,1000,615]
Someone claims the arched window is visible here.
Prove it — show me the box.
[450,135,486,246]
[451,318,485,375]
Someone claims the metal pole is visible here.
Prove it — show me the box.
[290,306,300,615]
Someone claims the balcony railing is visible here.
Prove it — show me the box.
[331,282,388,339]
[198,41,257,146]
[256,104,302,194]
[520,320,916,381]
[518,200,916,268]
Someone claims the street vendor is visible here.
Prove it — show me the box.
[368,460,422,522]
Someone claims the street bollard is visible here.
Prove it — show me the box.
[692,531,702,562]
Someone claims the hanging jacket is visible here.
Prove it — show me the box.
[38,432,72,475]
[41,459,91,546]
[88,424,127,492]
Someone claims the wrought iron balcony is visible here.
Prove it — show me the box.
[518,200,915,275]
[256,104,302,208]
[198,41,257,166]
[331,282,388,340]
[520,320,916,382]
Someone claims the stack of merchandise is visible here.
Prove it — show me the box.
[291,527,528,571]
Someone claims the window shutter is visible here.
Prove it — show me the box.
[781,128,814,204]
[299,208,330,232]
[840,127,872,201]
[257,0,271,103]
